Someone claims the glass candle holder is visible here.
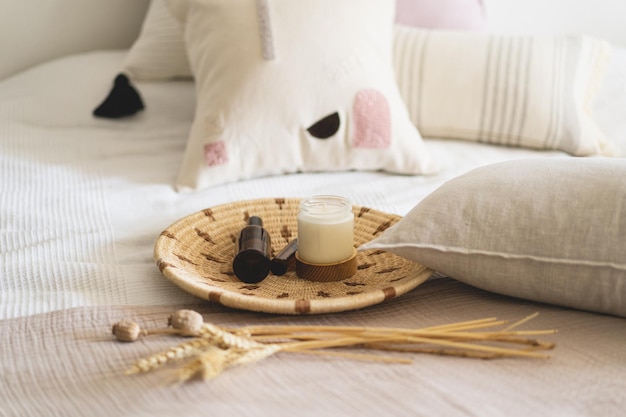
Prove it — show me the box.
[297,195,354,264]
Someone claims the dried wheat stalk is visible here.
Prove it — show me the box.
[118,312,557,383]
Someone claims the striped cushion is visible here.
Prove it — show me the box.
[393,26,614,155]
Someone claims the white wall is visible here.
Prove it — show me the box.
[483,0,626,46]
[0,0,150,80]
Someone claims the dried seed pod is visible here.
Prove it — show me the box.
[168,309,204,333]
[112,319,142,342]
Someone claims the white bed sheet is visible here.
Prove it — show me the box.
[1,50,626,417]
[1,49,625,319]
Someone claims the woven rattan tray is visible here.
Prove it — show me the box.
[154,198,431,314]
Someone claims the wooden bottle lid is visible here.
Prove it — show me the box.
[295,249,357,282]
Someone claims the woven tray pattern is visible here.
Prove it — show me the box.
[154,198,431,314]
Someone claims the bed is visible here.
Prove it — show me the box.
[1,1,625,416]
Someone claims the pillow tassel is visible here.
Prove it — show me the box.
[93,73,144,118]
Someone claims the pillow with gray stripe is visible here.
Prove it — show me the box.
[393,26,615,156]
[361,158,626,317]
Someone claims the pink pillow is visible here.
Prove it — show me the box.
[395,0,486,31]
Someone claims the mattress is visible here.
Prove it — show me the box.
[0,50,625,416]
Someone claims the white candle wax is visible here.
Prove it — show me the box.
[297,196,354,264]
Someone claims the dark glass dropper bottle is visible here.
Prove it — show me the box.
[232,216,272,283]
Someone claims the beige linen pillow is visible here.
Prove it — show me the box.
[361,158,626,317]
[168,0,437,191]
[393,26,614,156]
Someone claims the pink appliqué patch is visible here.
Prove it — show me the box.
[204,141,228,167]
[352,89,392,149]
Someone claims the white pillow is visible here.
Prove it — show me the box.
[361,158,626,317]
[122,0,192,80]
[168,0,437,191]
[393,27,614,156]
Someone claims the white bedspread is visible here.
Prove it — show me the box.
[1,50,625,417]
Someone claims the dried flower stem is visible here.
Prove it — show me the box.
[504,312,540,331]
[276,333,550,359]
[232,317,509,337]
[235,313,556,360]
[366,344,508,359]
[288,348,413,364]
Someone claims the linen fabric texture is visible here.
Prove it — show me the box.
[361,158,626,318]
[167,0,437,191]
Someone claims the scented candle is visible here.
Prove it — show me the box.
[297,195,354,264]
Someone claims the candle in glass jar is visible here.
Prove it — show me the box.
[297,195,354,264]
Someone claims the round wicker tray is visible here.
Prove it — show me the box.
[154,198,431,315]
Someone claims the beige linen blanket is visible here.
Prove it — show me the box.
[1,278,624,417]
